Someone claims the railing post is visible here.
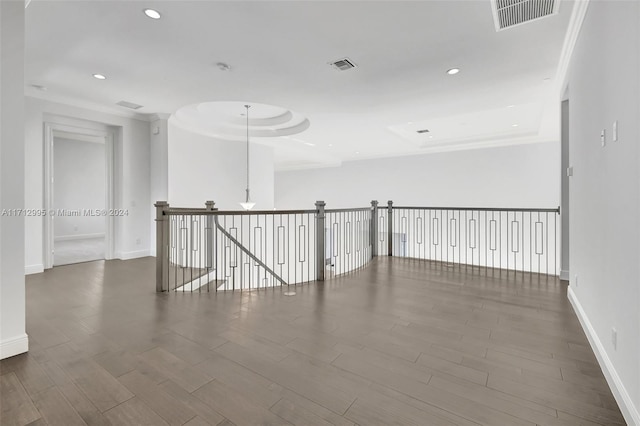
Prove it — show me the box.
[315,200,326,281]
[155,201,169,292]
[371,200,378,257]
[387,200,393,256]
[205,201,217,270]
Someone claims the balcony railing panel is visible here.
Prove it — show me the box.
[156,202,318,292]
[325,207,373,278]
[380,206,560,275]
[155,201,560,292]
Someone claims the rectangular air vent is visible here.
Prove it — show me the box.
[491,0,559,31]
[330,58,356,71]
[416,129,430,134]
[116,100,143,110]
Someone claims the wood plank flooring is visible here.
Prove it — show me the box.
[0,257,625,425]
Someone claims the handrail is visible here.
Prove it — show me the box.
[325,207,372,213]
[393,206,560,213]
[166,208,316,216]
[212,216,288,287]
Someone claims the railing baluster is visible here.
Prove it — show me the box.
[387,200,393,256]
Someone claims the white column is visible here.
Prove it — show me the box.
[150,113,170,256]
[0,0,28,359]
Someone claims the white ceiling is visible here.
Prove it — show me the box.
[25,0,574,170]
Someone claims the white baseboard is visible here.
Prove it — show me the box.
[54,233,105,242]
[117,250,151,260]
[568,287,640,426]
[0,334,29,360]
[25,264,44,275]
[560,269,570,281]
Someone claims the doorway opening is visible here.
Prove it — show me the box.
[44,122,115,268]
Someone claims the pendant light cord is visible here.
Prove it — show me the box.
[245,104,250,202]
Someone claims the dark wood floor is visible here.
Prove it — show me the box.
[1,257,625,425]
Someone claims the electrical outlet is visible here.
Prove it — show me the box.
[611,327,617,350]
[574,273,578,287]
[601,129,606,147]
[613,120,618,142]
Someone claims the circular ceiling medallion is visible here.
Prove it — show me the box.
[172,101,310,141]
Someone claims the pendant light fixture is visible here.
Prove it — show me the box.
[239,104,256,210]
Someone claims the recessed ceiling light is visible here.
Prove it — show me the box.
[407,122,413,125]
[328,144,333,147]
[429,136,433,139]
[93,74,106,80]
[355,151,360,154]
[143,9,161,19]
[304,142,316,147]
[512,124,519,127]
[447,68,460,75]
[507,105,515,108]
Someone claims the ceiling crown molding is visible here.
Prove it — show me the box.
[149,113,171,121]
[554,0,590,99]
[24,88,152,122]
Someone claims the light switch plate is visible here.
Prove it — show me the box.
[613,121,618,142]
[601,129,606,147]
[567,166,573,177]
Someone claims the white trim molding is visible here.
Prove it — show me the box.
[24,89,150,122]
[43,122,116,269]
[555,0,590,97]
[54,233,105,242]
[150,113,171,121]
[116,250,151,261]
[0,334,29,360]
[568,287,640,426]
[560,269,570,281]
[25,264,44,275]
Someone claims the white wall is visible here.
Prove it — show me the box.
[53,138,105,239]
[25,97,152,271]
[276,142,560,210]
[168,121,275,210]
[566,2,640,424]
[1,0,28,359]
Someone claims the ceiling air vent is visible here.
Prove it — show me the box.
[491,0,559,31]
[416,129,430,134]
[330,58,357,71]
[116,100,143,110]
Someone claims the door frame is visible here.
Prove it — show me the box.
[43,122,115,268]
